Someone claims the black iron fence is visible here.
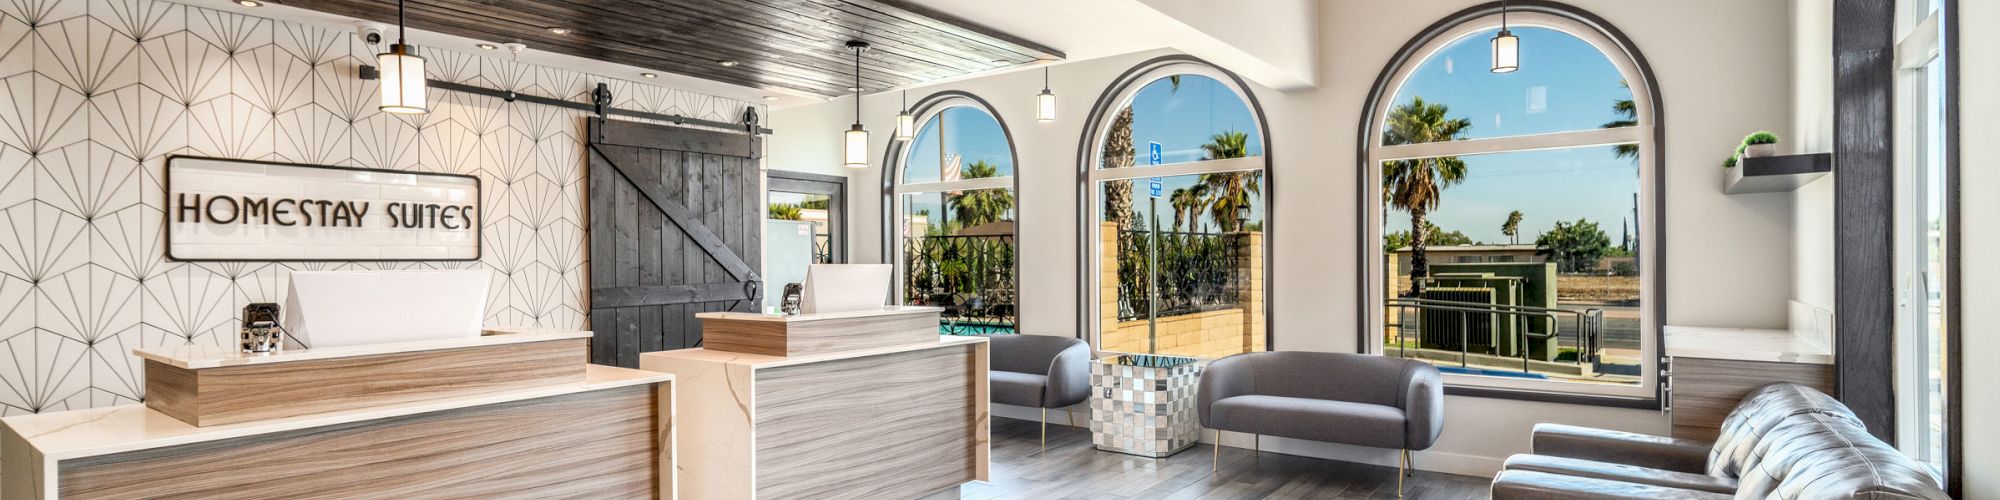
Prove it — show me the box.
[903,234,1016,334]
[1116,230,1243,321]
[811,233,833,264]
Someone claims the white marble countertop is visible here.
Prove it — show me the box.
[642,334,984,369]
[1664,325,1834,365]
[0,365,669,461]
[133,329,591,369]
[694,305,944,323]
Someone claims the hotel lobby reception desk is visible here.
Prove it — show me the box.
[642,309,988,500]
[0,331,675,500]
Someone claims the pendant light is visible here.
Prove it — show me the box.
[894,89,915,142]
[1035,66,1056,123]
[842,40,870,169]
[1490,0,1519,73]
[378,0,428,114]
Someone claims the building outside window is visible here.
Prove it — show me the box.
[1083,60,1270,359]
[1363,11,1659,400]
[888,95,1018,335]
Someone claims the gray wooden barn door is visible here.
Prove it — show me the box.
[587,119,762,367]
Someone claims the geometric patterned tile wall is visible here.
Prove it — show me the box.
[0,0,763,415]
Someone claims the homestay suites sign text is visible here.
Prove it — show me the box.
[166,156,482,261]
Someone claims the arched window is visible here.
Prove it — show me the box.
[1079,57,1271,358]
[886,93,1018,334]
[1361,4,1661,400]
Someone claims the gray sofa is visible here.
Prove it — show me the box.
[983,334,1091,449]
[1197,352,1443,496]
[1491,383,1949,499]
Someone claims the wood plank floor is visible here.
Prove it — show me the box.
[960,417,1492,499]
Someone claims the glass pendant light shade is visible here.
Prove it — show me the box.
[843,124,869,169]
[894,90,914,141]
[894,112,915,141]
[1036,89,1056,122]
[378,43,428,114]
[1491,29,1519,73]
[1035,67,1056,123]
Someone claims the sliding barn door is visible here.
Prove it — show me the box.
[587,119,762,367]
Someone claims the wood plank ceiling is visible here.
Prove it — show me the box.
[268,0,1066,98]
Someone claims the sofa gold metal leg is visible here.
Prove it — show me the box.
[1253,434,1260,463]
[1397,449,1408,498]
[1067,405,1076,427]
[1040,407,1047,451]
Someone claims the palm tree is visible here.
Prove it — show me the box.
[1102,107,1137,230]
[1195,130,1261,232]
[1502,210,1523,244]
[1169,186,1204,233]
[1382,96,1472,294]
[946,160,1015,226]
[1603,81,1638,161]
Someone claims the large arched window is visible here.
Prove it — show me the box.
[1361,4,1661,400]
[1080,57,1271,358]
[886,93,1018,334]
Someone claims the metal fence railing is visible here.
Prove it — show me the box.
[903,235,1016,334]
[1116,230,1242,321]
[1384,297,1603,374]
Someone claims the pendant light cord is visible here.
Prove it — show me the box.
[853,44,862,125]
[397,0,407,45]
[1501,0,1508,29]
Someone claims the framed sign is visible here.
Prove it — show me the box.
[165,156,482,261]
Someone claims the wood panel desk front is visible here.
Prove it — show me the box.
[0,331,676,500]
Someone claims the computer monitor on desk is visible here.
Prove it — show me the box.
[800,264,892,314]
[284,270,488,349]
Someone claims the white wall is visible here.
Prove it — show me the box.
[1790,0,1836,314]
[771,0,1800,476]
[0,0,763,415]
[1960,0,1998,496]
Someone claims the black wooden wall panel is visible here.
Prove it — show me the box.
[1832,0,1896,442]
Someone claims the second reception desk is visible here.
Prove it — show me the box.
[641,325,988,500]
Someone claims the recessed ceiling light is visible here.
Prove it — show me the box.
[475,43,498,50]
[718,60,739,67]
[641,72,658,78]
[762,96,779,101]
[234,0,262,6]
[546,27,572,35]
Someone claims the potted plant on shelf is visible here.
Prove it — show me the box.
[1721,131,1780,168]
[1740,131,1780,158]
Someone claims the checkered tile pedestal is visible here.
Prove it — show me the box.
[1089,354,1203,457]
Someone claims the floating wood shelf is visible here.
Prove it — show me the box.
[1725,153,1833,194]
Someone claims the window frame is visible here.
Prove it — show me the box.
[1073,56,1275,353]
[881,91,1022,329]
[1355,5,1666,405]
[1890,0,1951,480]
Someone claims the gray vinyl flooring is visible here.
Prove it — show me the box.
[959,417,1493,500]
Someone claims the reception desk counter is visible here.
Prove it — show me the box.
[1,330,675,500]
[642,308,987,500]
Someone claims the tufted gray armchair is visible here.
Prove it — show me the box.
[982,334,1091,449]
[1197,352,1444,497]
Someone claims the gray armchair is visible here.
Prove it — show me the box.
[983,334,1090,449]
[1198,352,1443,496]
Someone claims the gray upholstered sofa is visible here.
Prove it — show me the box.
[983,334,1091,449]
[1197,352,1443,496]
[1491,383,1949,499]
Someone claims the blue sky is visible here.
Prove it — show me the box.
[896,27,1637,244]
[1384,26,1639,244]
